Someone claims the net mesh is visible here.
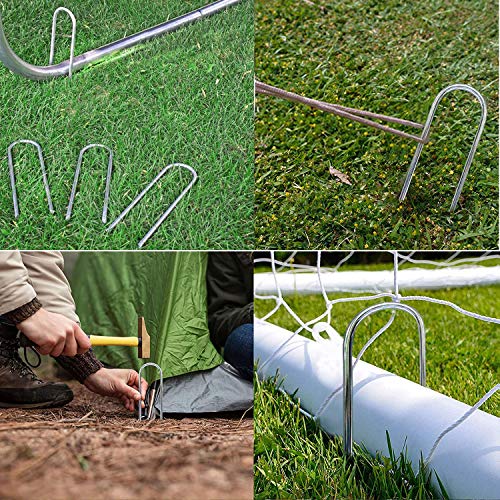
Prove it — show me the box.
[255,250,500,330]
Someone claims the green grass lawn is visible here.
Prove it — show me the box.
[0,0,253,249]
[254,284,499,498]
[255,0,498,250]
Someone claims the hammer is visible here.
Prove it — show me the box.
[20,316,150,358]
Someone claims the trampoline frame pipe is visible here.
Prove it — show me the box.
[343,302,426,456]
[0,0,242,80]
[106,163,198,248]
[49,7,76,78]
[65,144,114,223]
[399,84,487,212]
[7,139,54,218]
[138,362,163,421]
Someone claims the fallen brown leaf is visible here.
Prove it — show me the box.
[329,167,352,185]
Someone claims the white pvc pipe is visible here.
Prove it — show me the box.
[255,265,500,295]
[255,319,500,499]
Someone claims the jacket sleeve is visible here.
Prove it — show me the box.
[0,251,38,318]
[206,253,253,350]
[20,251,79,323]
[0,251,102,382]
[55,351,103,383]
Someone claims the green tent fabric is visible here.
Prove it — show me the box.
[70,252,222,380]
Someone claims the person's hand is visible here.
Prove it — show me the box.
[83,368,148,412]
[17,308,91,357]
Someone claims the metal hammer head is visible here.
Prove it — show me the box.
[138,317,150,359]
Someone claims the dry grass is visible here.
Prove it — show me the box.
[0,382,253,500]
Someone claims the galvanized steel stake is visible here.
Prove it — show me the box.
[399,84,487,212]
[7,139,54,218]
[65,144,114,223]
[107,163,198,248]
[343,302,426,456]
[138,362,163,421]
[49,7,76,78]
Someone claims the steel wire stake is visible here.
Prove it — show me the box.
[65,144,114,223]
[106,163,198,248]
[49,7,76,78]
[342,302,426,456]
[399,84,487,212]
[7,140,54,218]
[138,362,163,421]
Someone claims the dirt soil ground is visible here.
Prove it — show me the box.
[0,382,253,500]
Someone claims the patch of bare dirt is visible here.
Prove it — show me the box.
[0,383,254,500]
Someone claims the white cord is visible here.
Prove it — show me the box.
[425,384,499,463]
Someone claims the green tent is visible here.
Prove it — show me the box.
[70,252,222,381]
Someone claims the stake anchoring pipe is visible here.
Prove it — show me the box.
[0,0,243,80]
[342,302,426,456]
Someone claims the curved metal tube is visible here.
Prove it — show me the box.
[0,0,242,80]
[7,139,54,218]
[49,7,76,78]
[65,144,114,223]
[106,163,198,248]
[343,302,426,455]
[138,362,163,421]
[399,84,487,212]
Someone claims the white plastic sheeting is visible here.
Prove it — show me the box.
[255,319,500,499]
[255,266,500,295]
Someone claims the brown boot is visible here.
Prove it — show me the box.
[0,324,73,408]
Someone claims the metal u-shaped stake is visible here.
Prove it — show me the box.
[65,144,114,223]
[399,84,487,212]
[0,0,242,80]
[342,302,426,456]
[7,140,54,218]
[49,7,76,78]
[138,362,163,421]
[106,163,198,248]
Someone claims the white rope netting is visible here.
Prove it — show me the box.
[255,250,500,329]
